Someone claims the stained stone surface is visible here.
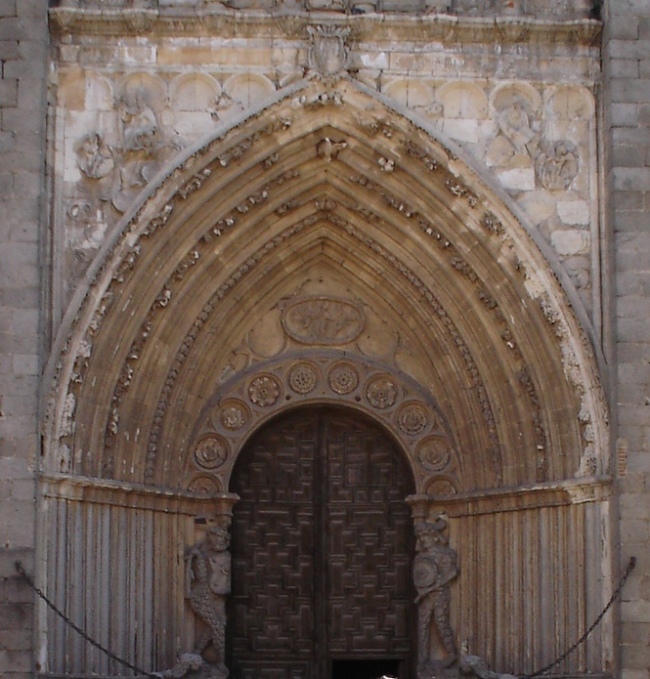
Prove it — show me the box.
[2,0,650,678]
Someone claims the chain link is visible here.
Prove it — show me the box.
[16,556,636,679]
[15,561,159,678]
[521,556,637,678]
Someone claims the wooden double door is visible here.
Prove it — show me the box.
[229,408,415,679]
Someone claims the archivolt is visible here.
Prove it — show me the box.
[42,77,608,494]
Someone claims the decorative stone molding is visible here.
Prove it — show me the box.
[48,6,602,46]
[184,353,462,495]
[50,0,598,22]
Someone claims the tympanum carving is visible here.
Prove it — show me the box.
[185,524,232,678]
[413,517,459,678]
[281,297,365,345]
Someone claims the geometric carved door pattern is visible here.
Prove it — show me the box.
[228,408,415,679]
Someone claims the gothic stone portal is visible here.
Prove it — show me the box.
[228,408,416,679]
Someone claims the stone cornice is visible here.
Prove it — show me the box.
[49,7,602,47]
[411,475,613,518]
[40,472,240,513]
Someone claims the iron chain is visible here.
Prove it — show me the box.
[15,561,159,678]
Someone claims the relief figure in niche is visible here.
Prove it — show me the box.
[498,100,537,156]
[119,86,159,153]
[535,140,579,191]
[75,132,115,181]
[486,96,539,170]
[413,517,459,679]
[185,525,231,678]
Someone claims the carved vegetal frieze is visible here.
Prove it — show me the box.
[185,353,461,495]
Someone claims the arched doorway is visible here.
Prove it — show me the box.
[229,407,416,679]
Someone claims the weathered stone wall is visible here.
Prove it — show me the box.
[0,0,48,676]
[603,1,650,677]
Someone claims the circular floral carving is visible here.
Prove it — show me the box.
[425,476,458,497]
[288,362,318,395]
[193,434,229,470]
[397,401,429,436]
[328,362,359,395]
[219,400,249,431]
[188,474,223,495]
[417,436,452,472]
[248,374,281,407]
[366,374,398,410]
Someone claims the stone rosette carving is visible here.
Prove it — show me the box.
[328,361,360,395]
[247,374,281,407]
[425,475,458,496]
[417,436,452,472]
[281,296,365,345]
[217,400,250,431]
[366,374,398,410]
[193,434,230,470]
[288,362,319,395]
[397,401,430,436]
[184,354,460,494]
[188,475,223,495]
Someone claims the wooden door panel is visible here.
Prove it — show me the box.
[229,409,414,679]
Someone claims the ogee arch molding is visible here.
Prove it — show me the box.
[42,77,609,496]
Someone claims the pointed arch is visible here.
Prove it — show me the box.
[42,76,608,494]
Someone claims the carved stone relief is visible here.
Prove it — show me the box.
[49,80,602,494]
[53,0,597,19]
[184,525,231,676]
[185,353,461,495]
[413,517,459,677]
[307,25,350,77]
[281,296,364,344]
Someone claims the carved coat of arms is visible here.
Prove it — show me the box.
[307,25,351,77]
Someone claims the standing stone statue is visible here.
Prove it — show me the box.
[185,524,232,679]
[413,517,459,679]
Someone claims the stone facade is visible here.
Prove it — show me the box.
[0,0,649,677]
[603,1,650,677]
[0,0,48,677]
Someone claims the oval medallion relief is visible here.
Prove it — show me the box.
[281,297,365,346]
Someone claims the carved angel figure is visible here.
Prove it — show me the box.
[185,525,232,678]
[413,518,459,679]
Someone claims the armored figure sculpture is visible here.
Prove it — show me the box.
[185,525,232,679]
[413,517,459,679]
